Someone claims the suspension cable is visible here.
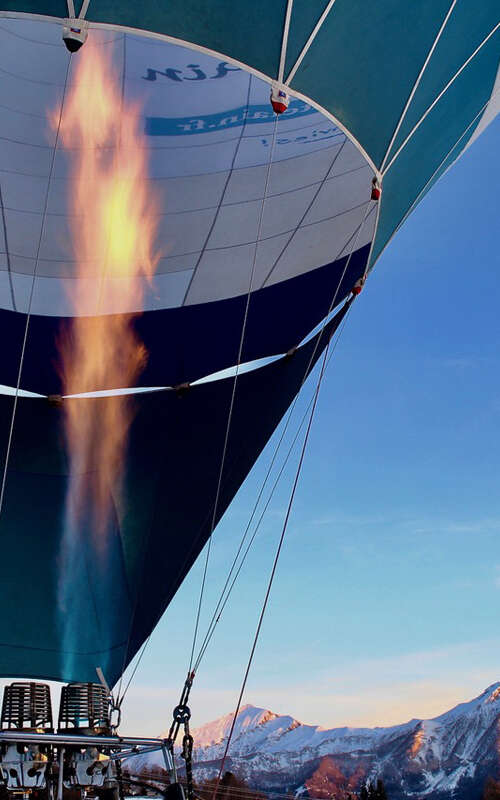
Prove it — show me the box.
[193,306,352,673]
[115,73,260,707]
[0,55,72,518]
[193,193,373,674]
[115,112,280,710]
[187,114,280,675]
[208,190,376,798]
[210,321,337,800]
[118,130,374,706]
[117,304,352,707]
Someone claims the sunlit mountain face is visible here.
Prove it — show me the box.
[132,686,500,799]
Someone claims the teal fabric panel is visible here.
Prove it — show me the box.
[0,398,131,684]
[288,0,452,167]
[284,0,331,79]
[0,0,66,16]
[384,0,500,164]
[85,0,286,79]
[370,35,499,266]
[0,0,285,77]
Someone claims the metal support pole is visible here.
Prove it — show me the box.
[57,748,65,800]
[163,744,176,781]
[0,731,164,748]
[108,744,165,762]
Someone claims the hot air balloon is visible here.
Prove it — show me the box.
[0,0,497,797]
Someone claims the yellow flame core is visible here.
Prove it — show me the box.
[54,39,158,535]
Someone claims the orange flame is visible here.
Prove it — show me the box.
[54,37,158,535]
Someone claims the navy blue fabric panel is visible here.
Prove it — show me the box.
[0,302,349,685]
[0,246,368,394]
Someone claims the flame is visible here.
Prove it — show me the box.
[54,37,158,536]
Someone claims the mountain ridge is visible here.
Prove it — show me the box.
[135,684,500,799]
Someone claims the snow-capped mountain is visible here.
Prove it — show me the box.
[133,684,500,799]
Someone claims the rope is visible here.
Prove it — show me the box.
[124,773,300,800]
[187,113,280,675]
[278,0,295,84]
[115,78,257,707]
[207,188,376,799]
[379,0,457,173]
[371,85,500,271]
[210,326,336,800]
[192,190,374,673]
[115,110,280,708]
[0,55,72,519]
[118,128,373,703]
[0,180,16,310]
[192,307,352,673]
[382,20,500,176]
[118,303,351,702]
[116,633,152,705]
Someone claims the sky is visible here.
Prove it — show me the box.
[112,114,500,736]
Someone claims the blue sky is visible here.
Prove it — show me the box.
[119,116,500,736]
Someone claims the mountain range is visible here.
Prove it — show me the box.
[133,684,500,799]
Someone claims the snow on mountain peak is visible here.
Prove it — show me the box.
[484,683,500,703]
[186,705,282,748]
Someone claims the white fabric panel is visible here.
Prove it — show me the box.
[330,139,369,176]
[0,19,69,81]
[155,207,216,257]
[3,254,35,276]
[207,199,262,249]
[1,171,48,215]
[2,252,198,279]
[185,232,293,305]
[147,173,229,214]
[0,58,67,120]
[0,20,373,316]
[5,269,194,315]
[4,209,44,259]
[219,141,343,205]
[264,205,375,287]
[303,164,372,225]
[0,106,56,149]
[3,271,33,311]
[267,142,344,195]
[260,184,319,240]
[335,204,377,259]
[46,172,230,216]
[155,253,199,275]
[0,139,53,178]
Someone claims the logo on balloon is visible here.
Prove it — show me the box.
[145,100,316,136]
[142,61,241,82]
